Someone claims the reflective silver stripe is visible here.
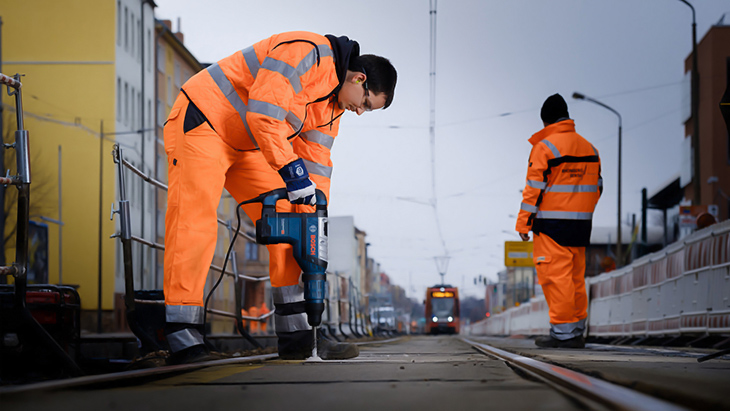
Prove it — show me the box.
[295,44,331,76]
[272,284,305,304]
[302,158,332,179]
[598,177,603,188]
[263,58,302,93]
[248,99,288,121]
[550,319,586,340]
[275,312,311,332]
[260,43,332,95]
[302,129,334,149]
[526,180,547,190]
[242,46,260,79]
[536,211,593,220]
[541,140,562,158]
[316,44,333,59]
[520,202,538,213]
[167,328,204,352]
[545,184,599,193]
[591,144,599,156]
[206,63,258,148]
[286,111,303,132]
[166,304,204,324]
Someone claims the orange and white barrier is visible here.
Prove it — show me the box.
[465,219,730,338]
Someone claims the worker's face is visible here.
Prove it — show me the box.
[338,73,387,115]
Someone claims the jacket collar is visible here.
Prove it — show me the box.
[529,119,576,146]
[325,34,360,92]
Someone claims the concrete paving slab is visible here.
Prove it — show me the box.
[2,336,593,411]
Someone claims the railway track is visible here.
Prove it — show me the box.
[1,336,718,410]
[462,337,688,411]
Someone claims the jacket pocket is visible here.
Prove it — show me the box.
[533,254,552,285]
[534,255,551,265]
[164,107,182,157]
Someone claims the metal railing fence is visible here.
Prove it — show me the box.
[110,145,373,348]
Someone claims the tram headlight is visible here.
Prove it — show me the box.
[447,316,453,322]
[432,316,438,322]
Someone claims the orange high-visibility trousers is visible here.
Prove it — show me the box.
[164,94,311,314]
[532,233,587,327]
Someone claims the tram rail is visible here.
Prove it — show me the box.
[462,337,688,411]
[0,337,403,397]
[0,353,279,396]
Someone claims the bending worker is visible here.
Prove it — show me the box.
[163,31,397,363]
[515,93,602,349]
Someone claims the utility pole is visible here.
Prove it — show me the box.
[679,0,701,205]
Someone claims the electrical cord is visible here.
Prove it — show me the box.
[202,200,247,343]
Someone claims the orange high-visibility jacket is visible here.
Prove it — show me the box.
[181,31,348,184]
[516,120,602,247]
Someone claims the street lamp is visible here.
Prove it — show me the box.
[572,92,623,267]
[678,0,700,205]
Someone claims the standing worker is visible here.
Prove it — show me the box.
[163,31,397,363]
[515,94,602,348]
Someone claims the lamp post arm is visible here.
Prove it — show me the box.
[581,96,622,127]
[678,0,696,24]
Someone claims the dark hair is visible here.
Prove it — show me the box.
[350,54,397,109]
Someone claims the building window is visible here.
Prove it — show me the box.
[124,7,128,51]
[117,77,121,120]
[167,76,172,105]
[117,1,121,46]
[124,81,129,125]
[174,62,181,89]
[157,44,165,73]
[131,86,136,129]
[130,12,135,57]
[157,99,165,127]
[137,18,141,63]
[148,29,152,72]
[245,242,259,261]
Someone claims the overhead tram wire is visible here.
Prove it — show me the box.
[429,0,449,268]
[438,80,684,129]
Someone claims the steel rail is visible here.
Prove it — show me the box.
[207,307,275,321]
[462,338,688,411]
[131,298,274,322]
[123,234,268,282]
[0,353,278,396]
[119,157,256,243]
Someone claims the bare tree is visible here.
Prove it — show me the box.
[3,120,55,252]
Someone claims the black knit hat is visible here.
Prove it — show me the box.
[540,93,569,124]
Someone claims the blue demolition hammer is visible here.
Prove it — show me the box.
[241,188,328,327]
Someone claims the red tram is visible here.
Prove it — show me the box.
[424,285,460,335]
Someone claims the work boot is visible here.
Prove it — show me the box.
[534,335,585,349]
[166,344,225,365]
[277,332,359,360]
[317,335,359,360]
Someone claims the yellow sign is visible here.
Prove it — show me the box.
[431,291,454,298]
[504,241,534,267]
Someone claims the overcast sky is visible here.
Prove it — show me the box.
[154,0,730,299]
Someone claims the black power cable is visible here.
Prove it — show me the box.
[201,200,247,343]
